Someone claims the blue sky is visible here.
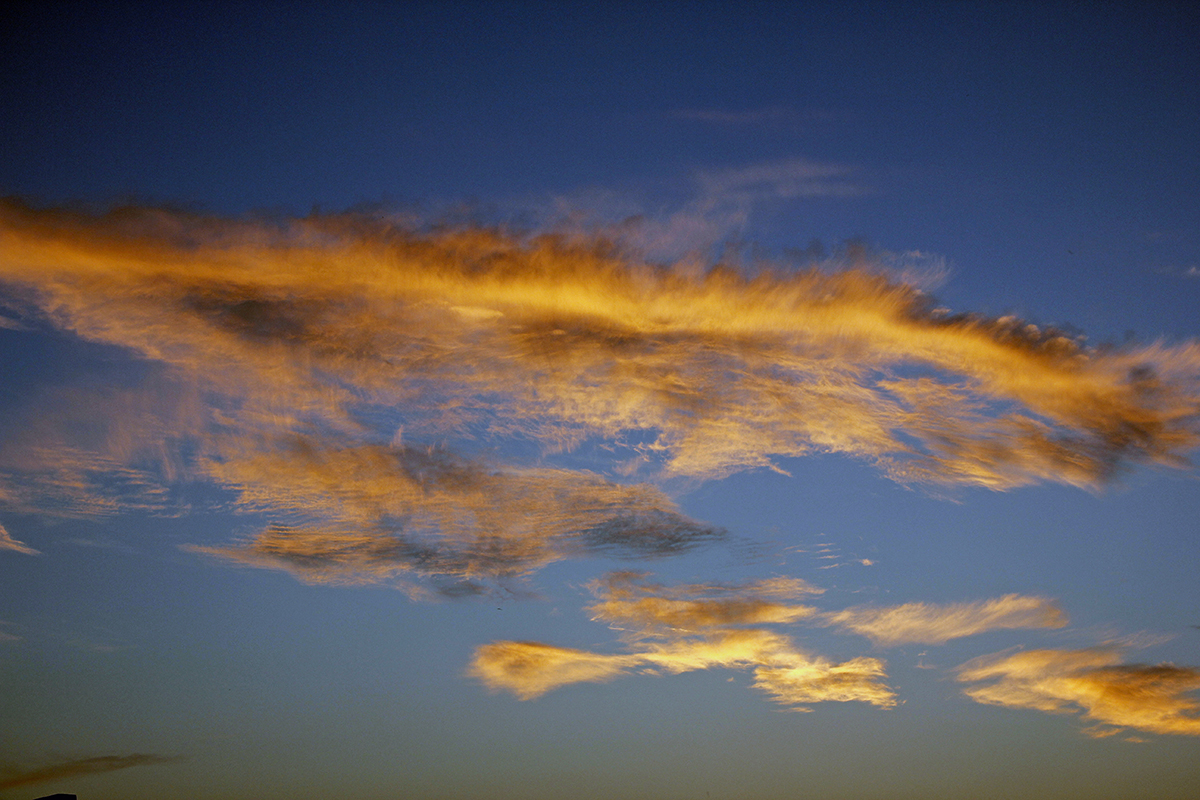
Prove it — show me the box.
[2,2,1199,799]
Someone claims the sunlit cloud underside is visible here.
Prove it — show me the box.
[471,572,1200,737]
[3,200,1200,735]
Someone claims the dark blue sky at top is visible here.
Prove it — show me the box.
[3,0,1199,334]
[4,2,1196,201]
[4,6,1200,797]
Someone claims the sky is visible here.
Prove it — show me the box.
[1,2,1199,798]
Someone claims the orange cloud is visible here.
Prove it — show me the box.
[3,199,1195,498]
[470,630,896,710]
[188,439,723,596]
[957,647,1200,737]
[468,641,643,700]
[587,570,820,636]
[753,654,895,709]
[3,200,1200,595]
[825,595,1068,645]
[470,572,896,710]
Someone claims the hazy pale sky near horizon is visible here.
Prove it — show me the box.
[2,2,1199,799]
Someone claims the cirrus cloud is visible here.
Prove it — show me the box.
[824,594,1068,646]
[2,199,1200,598]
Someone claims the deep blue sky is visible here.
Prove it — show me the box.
[2,3,1200,799]
[5,1,1198,342]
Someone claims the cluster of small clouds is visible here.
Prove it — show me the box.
[472,573,981,707]
[2,198,1199,736]
[471,572,898,710]
[471,571,1200,737]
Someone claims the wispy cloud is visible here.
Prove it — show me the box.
[694,158,869,203]
[825,595,1068,646]
[0,753,181,790]
[957,647,1200,737]
[475,575,1200,733]
[468,641,644,699]
[188,442,723,597]
[540,157,870,263]
[471,572,896,710]
[1153,264,1200,280]
[588,570,821,635]
[0,523,39,555]
[2,200,1200,593]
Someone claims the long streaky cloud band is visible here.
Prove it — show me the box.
[3,200,1199,594]
[3,200,1196,494]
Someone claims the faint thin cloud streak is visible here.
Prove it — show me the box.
[0,753,181,790]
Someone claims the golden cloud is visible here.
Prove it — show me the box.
[467,641,643,700]
[470,573,896,709]
[187,438,723,596]
[3,200,1196,496]
[587,570,821,636]
[825,595,1068,645]
[3,200,1200,594]
[957,647,1200,737]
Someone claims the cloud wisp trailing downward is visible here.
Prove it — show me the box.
[957,647,1200,737]
[0,523,39,555]
[2,200,1200,592]
[0,753,181,790]
[470,572,897,710]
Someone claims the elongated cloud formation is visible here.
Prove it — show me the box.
[0,753,180,789]
[2,200,1200,593]
[588,570,821,635]
[471,572,896,709]
[695,158,868,202]
[3,200,1196,494]
[957,647,1200,737]
[188,439,723,597]
[468,641,645,699]
[825,595,1068,645]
